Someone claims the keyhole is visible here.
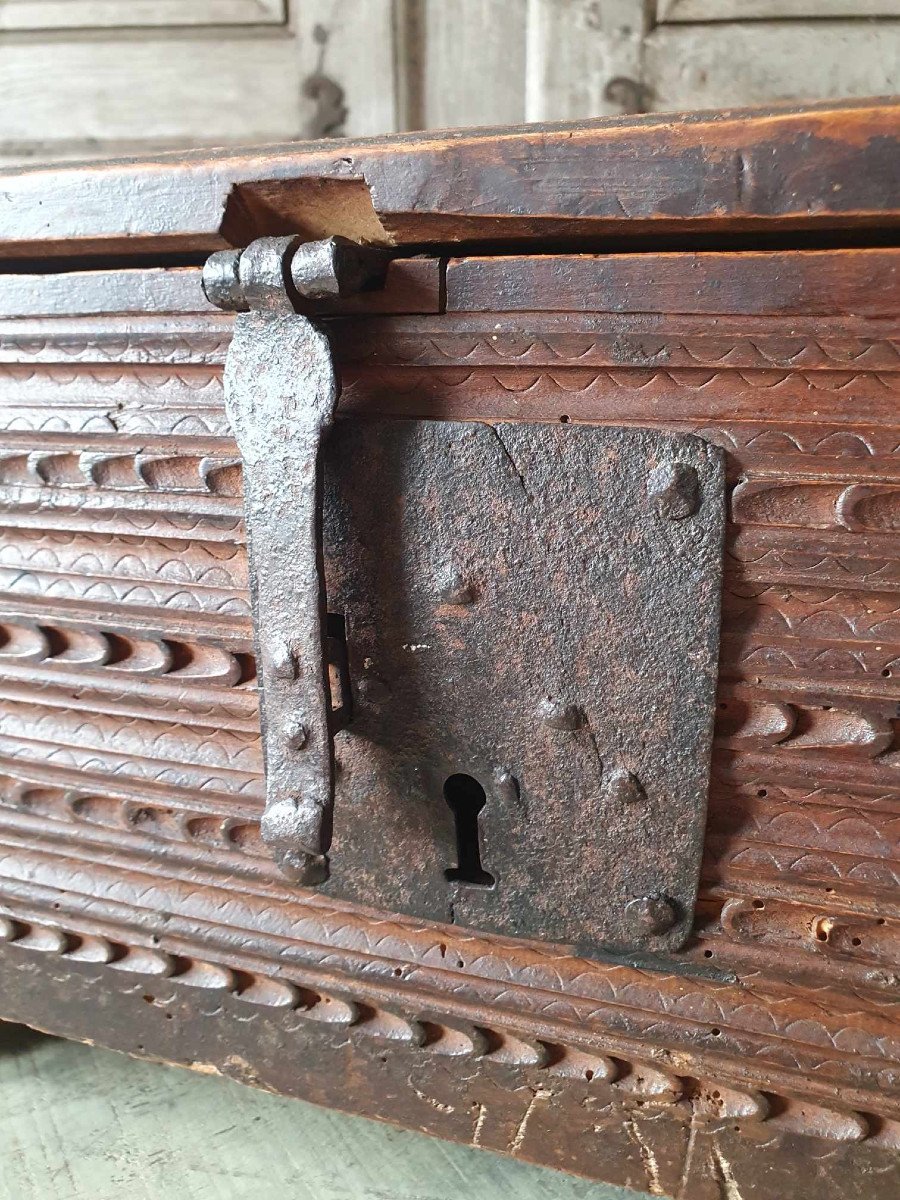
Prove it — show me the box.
[443,773,494,887]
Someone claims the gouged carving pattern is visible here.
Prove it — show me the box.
[0,681,258,726]
[724,639,899,678]
[0,446,243,498]
[343,366,897,398]
[0,618,252,688]
[732,478,900,535]
[0,362,230,438]
[718,896,900,971]
[716,698,896,760]
[0,362,223,389]
[727,544,900,590]
[13,320,898,376]
[709,842,900,892]
[2,410,231,438]
[337,331,900,372]
[710,778,899,810]
[723,584,900,641]
[3,912,887,1145]
[0,775,266,857]
[0,529,246,581]
[0,573,249,616]
[709,802,900,863]
[0,705,263,798]
[0,513,245,545]
[700,425,897,457]
[0,844,896,1096]
[0,530,250,614]
[8,354,899,395]
[0,331,232,366]
[0,832,887,1048]
[0,705,261,768]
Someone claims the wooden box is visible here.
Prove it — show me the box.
[0,99,897,1198]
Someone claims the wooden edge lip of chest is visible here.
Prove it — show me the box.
[0,258,443,319]
[1,246,895,322]
[0,98,897,262]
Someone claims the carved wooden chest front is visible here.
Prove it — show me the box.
[0,100,897,1198]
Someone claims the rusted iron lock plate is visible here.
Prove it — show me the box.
[320,419,725,956]
[214,238,725,958]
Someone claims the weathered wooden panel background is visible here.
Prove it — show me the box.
[1,0,898,164]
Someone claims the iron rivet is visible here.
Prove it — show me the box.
[625,895,678,936]
[272,644,297,680]
[440,570,475,606]
[285,721,308,751]
[647,462,700,520]
[605,767,645,805]
[536,698,585,731]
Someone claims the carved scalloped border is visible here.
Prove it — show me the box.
[1,909,897,1152]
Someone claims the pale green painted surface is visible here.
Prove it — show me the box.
[0,1025,650,1200]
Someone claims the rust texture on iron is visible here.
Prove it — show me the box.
[0,102,898,1199]
[211,233,724,953]
[224,309,337,881]
[211,235,388,881]
[320,419,724,955]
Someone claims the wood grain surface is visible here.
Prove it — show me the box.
[1,99,897,258]
[0,242,897,1196]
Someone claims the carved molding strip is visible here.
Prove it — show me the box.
[0,445,242,497]
[0,874,896,1127]
[5,915,894,1159]
[0,824,896,1095]
[333,329,900,373]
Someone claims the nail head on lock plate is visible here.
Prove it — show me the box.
[440,570,475,606]
[605,767,646,806]
[537,698,586,731]
[647,462,700,520]
[272,643,297,680]
[625,895,678,936]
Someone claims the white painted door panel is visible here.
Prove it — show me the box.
[645,20,900,111]
[1,0,898,163]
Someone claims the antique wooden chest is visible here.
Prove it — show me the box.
[0,99,897,1198]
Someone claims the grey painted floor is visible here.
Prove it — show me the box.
[0,1024,651,1200]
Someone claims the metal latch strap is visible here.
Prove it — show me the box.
[202,235,385,883]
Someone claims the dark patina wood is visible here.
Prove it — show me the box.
[1,98,898,259]
[0,101,897,1199]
